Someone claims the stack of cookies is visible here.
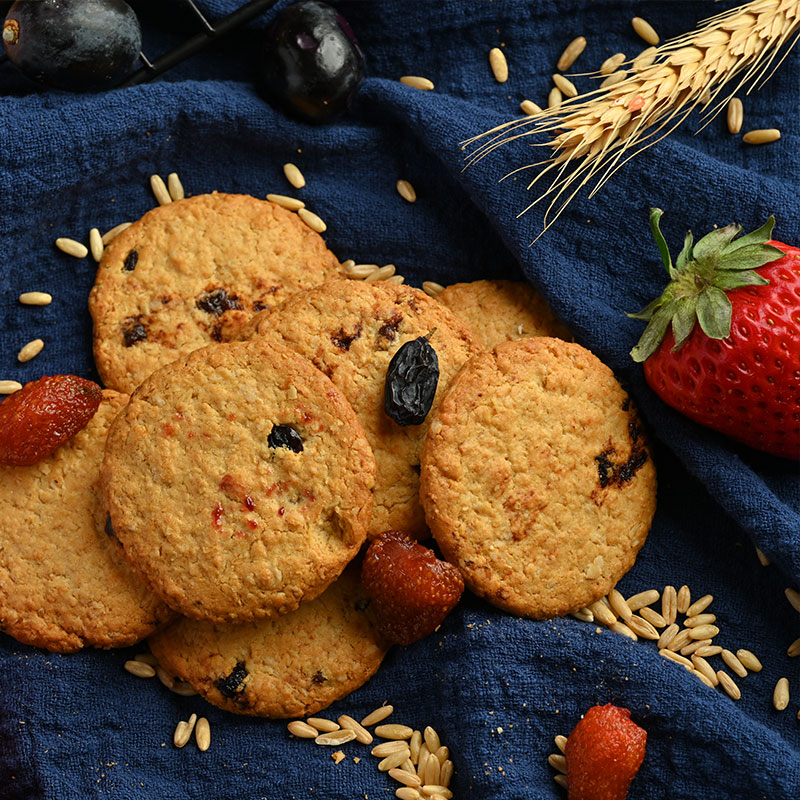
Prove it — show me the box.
[0,193,657,718]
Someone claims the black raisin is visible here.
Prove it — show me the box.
[104,513,117,538]
[311,670,327,684]
[122,317,147,347]
[384,333,439,426]
[268,424,304,453]
[215,661,248,698]
[122,249,138,271]
[196,288,243,316]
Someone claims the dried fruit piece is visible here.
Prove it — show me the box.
[384,332,439,426]
[215,661,248,698]
[361,530,464,645]
[268,424,304,452]
[0,375,103,466]
[565,704,647,800]
[195,288,242,316]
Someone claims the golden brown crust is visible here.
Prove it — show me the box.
[437,280,572,349]
[148,567,388,718]
[420,338,656,619]
[89,193,344,393]
[247,280,485,538]
[102,339,375,623]
[0,390,173,652]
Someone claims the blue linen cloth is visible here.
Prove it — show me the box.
[0,1,798,797]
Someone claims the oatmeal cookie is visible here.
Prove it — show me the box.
[148,566,388,718]
[437,279,571,349]
[246,280,484,538]
[102,338,375,623]
[420,338,656,618]
[0,390,172,652]
[89,193,343,393]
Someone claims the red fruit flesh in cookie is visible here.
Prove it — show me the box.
[643,243,800,460]
[0,375,103,466]
[361,530,464,646]
[565,704,647,800]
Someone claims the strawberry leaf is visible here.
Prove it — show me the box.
[627,296,663,322]
[649,208,673,276]
[631,300,678,363]
[723,216,775,251]
[675,231,694,271]
[693,223,741,260]
[717,243,784,271]
[629,212,782,362]
[671,295,698,349]
[696,287,732,339]
[715,270,769,289]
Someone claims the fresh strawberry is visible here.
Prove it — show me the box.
[0,375,102,466]
[630,210,799,459]
[565,704,647,800]
[361,530,464,645]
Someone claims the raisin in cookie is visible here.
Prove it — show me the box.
[420,338,656,619]
[0,390,172,652]
[437,279,571,349]
[102,338,375,623]
[246,280,484,538]
[89,193,344,393]
[148,566,388,718]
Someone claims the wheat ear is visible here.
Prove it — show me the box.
[463,0,800,241]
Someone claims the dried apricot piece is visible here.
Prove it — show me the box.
[0,375,103,466]
[361,530,464,645]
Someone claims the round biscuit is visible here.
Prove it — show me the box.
[0,390,173,652]
[420,337,656,618]
[89,193,343,393]
[148,566,388,718]
[102,338,375,623]
[247,280,484,538]
[437,279,572,349]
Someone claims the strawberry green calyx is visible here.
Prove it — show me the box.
[629,209,784,363]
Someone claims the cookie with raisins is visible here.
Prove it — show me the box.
[420,337,657,619]
[89,193,344,393]
[437,279,572,349]
[148,566,388,717]
[101,338,375,623]
[0,391,173,652]
[245,280,484,539]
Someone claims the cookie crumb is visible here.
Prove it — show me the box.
[332,750,346,764]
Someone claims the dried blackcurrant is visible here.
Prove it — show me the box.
[268,424,304,452]
[384,333,439,426]
[122,250,138,272]
[2,0,142,92]
[258,0,365,123]
[195,288,242,316]
[215,661,247,698]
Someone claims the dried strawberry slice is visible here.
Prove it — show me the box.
[361,530,464,646]
[565,704,647,800]
[0,375,103,466]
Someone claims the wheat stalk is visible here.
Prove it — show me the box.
[463,0,800,241]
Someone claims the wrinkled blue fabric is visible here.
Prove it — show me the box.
[0,1,798,798]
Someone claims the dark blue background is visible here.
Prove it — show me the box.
[0,1,798,798]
